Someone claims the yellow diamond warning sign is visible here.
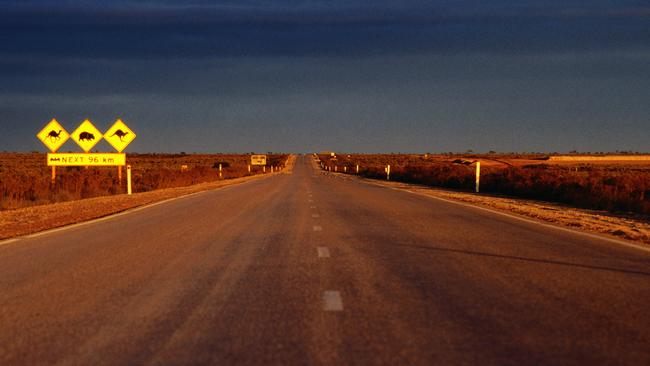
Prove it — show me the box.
[104,119,136,152]
[36,119,69,152]
[70,119,102,152]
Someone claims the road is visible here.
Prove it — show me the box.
[1,155,650,365]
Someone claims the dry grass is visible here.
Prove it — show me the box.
[317,153,650,216]
[0,155,296,240]
[381,181,650,245]
[0,153,288,210]
[319,166,650,246]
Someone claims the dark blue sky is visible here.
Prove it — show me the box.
[1,0,649,153]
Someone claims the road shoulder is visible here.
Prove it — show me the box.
[321,170,650,247]
[0,168,291,242]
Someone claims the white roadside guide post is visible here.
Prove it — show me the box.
[386,164,390,180]
[356,164,359,174]
[219,163,222,178]
[475,161,481,193]
[248,164,251,173]
[127,165,132,195]
[344,166,347,173]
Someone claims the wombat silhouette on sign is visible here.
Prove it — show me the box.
[47,130,62,142]
[79,132,95,141]
[110,129,129,142]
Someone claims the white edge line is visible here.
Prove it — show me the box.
[0,239,19,247]
[360,180,650,254]
[0,177,263,246]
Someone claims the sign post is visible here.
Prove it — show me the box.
[251,154,267,174]
[37,118,137,195]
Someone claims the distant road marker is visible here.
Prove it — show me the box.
[313,225,322,232]
[317,247,330,258]
[310,206,317,209]
[323,291,343,311]
[312,214,320,218]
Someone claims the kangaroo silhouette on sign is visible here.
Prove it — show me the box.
[110,129,129,142]
[47,130,62,142]
[79,132,95,141]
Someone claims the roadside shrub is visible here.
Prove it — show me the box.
[0,153,288,210]
[318,154,650,215]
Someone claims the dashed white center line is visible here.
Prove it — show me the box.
[311,213,320,218]
[323,291,343,311]
[313,225,322,232]
[317,246,330,258]
[308,199,314,203]
[310,206,317,209]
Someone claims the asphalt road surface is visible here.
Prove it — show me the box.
[1,156,650,365]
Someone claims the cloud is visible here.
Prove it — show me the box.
[2,1,649,153]
[1,1,648,61]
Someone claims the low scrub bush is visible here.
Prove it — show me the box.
[318,154,650,215]
[0,153,287,210]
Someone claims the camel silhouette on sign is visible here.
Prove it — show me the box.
[110,129,129,142]
[79,132,95,141]
[47,130,62,142]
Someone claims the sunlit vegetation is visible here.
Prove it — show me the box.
[318,154,650,216]
[0,153,287,210]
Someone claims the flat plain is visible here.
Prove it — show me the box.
[1,156,649,365]
[317,153,650,216]
[0,153,288,210]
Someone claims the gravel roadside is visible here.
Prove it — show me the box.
[326,171,650,246]
[0,156,296,240]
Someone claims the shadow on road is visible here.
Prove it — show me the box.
[392,243,650,277]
